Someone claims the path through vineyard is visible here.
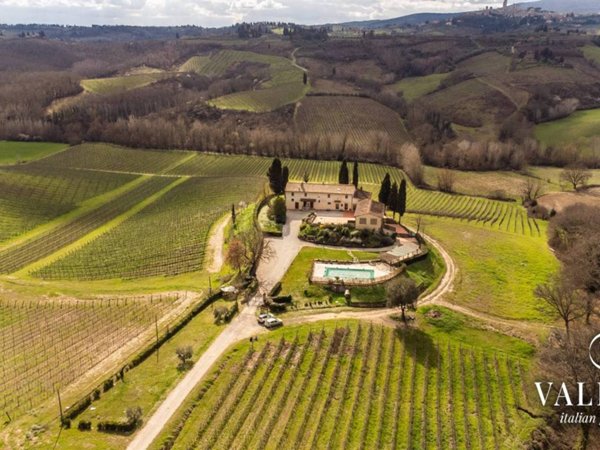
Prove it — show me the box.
[206,214,229,273]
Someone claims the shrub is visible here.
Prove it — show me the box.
[103,378,114,392]
[78,420,92,431]
[268,302,287,312]
[272,295,292,304]
[269,282,282,297]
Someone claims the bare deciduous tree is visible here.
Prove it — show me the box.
[437,169,456,193]
[535,279,584,338]
[560,166,592,191]
[521,178,543,204]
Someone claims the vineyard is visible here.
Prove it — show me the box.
[0,166,136,244]
[35,143,191,174]
[295,96,411,149]
[178,50,308,112]
[34,177,264,280]
[0,176,175,274]
[157,323,537,450]
[0,295,178,417]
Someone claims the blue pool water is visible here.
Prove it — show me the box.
[323,267,375,280]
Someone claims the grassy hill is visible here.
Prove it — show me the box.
[81,70,173,95]
[179,49,309,112]
[535,108,600,151]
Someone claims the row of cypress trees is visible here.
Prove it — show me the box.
[337,159,359,187]
[379,174,407,223]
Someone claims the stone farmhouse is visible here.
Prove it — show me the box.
[284,182,386,231]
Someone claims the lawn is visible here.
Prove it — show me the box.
[279,247,382,308]
[535,108,600,152]
[151,319,540,450]
[391,73,447,102]
[0,141,68,165]
[408,215,558,322]
[279,245,443,310]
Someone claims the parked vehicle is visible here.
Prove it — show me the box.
[264,317,283,329]
[257,313,274,324]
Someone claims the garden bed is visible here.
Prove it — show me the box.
[299,223,395,248]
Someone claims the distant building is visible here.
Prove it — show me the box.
[284,182,385,231]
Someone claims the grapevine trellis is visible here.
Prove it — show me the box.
[159,324,534,450]
[0,176,174,274]
[0,295,178,418]
[34,176,263,280]
[0,165,135,243]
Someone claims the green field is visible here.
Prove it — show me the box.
[407,215,557,322]
[0,141,67,165]
[154,321,539,450]
[81,72,172,95]
[422,166,555,199]
[392,73,447,102]
[535,108,600,150]
[582,45,600,65]
[180,50,308,112]
[529,166,600,187]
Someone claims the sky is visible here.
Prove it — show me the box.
[0,0,510,27]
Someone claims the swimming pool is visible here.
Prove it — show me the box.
[323,266,375,280]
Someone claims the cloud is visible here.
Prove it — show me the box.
[0,0,504,26]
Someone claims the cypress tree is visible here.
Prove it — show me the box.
[389,182,399,220]
[398,179,407,223]
[378,173,391,205]
[352,161,359,187]
[231,204,236,226]
[281,166,289,192]
[267,158,283,194]
[338,160,349,184]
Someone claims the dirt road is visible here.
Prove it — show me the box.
[126,295,265,450]
[206,214,229,273]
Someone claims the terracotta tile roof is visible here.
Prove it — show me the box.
[285,182,356,196]
[354,198,386,217]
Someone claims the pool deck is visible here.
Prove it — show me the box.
[312,261,393,280]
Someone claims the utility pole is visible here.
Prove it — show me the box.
[57,388,64,426]
[155,315,159,363]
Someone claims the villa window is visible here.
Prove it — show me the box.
[370,218,378,225]
[359,218,367,225]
